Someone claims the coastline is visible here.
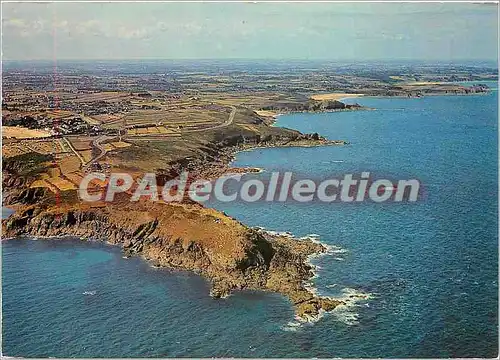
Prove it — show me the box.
[193,133,349,181]
[2,202,350,321]
[2,130,354,321]
[2,86,492,325]
[257,104,369,126]
[255,83,493,124]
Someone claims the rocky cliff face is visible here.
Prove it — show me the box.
[3,191,343,320]
[2,131,351,321]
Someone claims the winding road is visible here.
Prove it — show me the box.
[84,135,116,170]
[84,106,237,167]
[185,106,236,133]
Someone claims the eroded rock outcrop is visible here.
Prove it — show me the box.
[2,191,342,320]
[2,127,351,321]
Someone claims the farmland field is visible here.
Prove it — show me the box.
[2,126,51,139]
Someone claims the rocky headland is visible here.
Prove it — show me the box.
[2,190,345,320]
[2,128,354,321]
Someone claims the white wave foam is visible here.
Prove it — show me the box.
[255,227,370,329]
[284,287,373,330]
[303,282,319,297]
[331,306,360,326]
[281,320,303,332]
[328,287,373,325]
[299,233,350,306]
[341,287,373,299]
[261,229,294,238]
[295,309,328,325]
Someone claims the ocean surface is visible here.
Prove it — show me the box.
[2,86,498,357]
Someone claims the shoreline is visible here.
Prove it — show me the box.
[3,88,487,324]
[195,134,349,181]
[253,228,371,325]
[2,133,353,320]
[256,85,492,127]
[2,205,349,321]
[258,105,369,125]
[4,231,370,326]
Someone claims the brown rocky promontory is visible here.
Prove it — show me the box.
[2,131,353,321]
[3,190,343,320]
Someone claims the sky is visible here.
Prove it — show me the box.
[2,2,498,61]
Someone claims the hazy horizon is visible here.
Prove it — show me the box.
[2,58,498,64]
[2,2,498,62]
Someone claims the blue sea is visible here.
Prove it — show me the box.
[2,87,498,357]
